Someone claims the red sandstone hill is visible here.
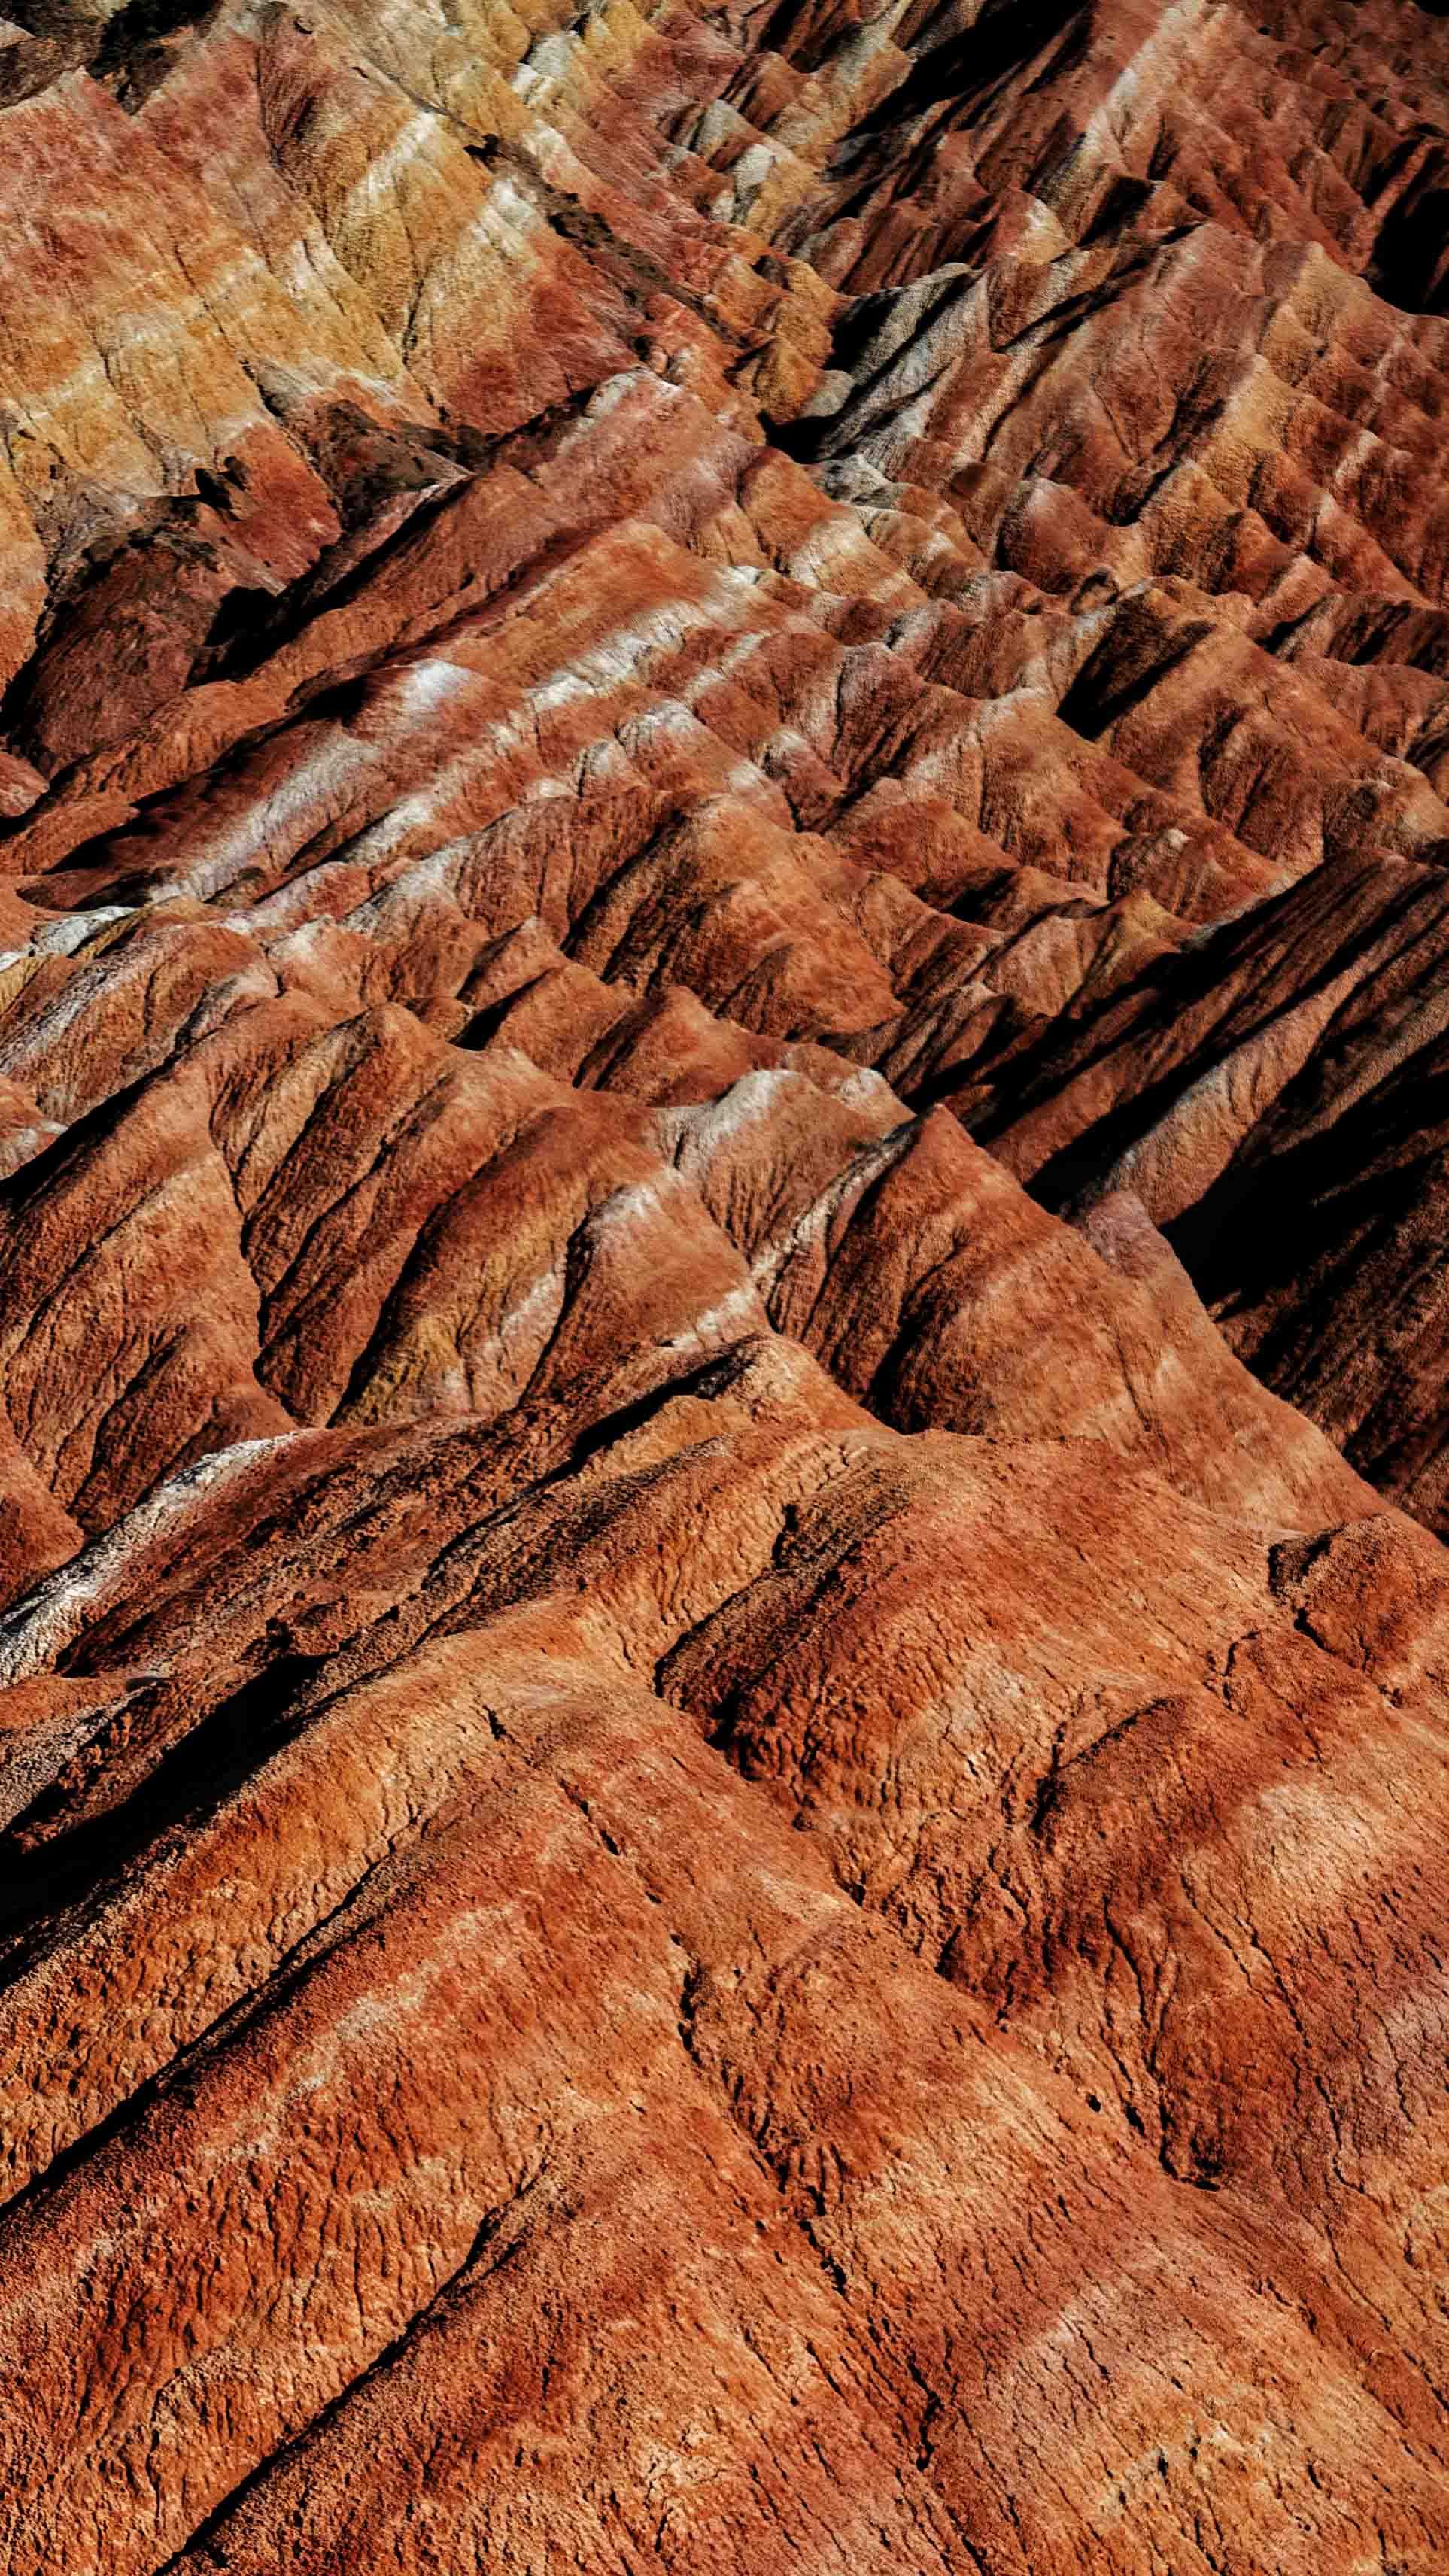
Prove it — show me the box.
[4,0,1449,2565]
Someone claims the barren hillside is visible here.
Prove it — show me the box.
[4,0,1449,2565]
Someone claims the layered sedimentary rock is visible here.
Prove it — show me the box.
[5,0,1449,2565]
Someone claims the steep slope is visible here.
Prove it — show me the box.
[4,0,1449,2567]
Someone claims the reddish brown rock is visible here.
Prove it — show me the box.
[5,0,1449,2567]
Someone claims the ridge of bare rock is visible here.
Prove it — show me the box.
[6,2,1449,2567]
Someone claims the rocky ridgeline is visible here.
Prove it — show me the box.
[4,0,1449,2566]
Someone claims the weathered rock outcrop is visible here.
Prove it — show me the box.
[5,0,1449,2565]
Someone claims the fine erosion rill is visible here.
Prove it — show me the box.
[5,0,1449,2566]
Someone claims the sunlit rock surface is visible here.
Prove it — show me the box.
[5,0,1449,2565]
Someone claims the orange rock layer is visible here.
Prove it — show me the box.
[4,0,1449,2566]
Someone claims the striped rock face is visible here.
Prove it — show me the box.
[5,0,1449,2567]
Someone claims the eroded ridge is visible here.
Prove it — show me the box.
[4,0,1449,2567]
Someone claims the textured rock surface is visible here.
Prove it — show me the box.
[5,0,1449,2565]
